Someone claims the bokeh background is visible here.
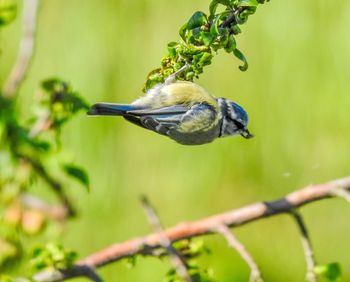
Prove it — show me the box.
[1,0,350,281]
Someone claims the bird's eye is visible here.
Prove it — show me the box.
[227,117,244,130]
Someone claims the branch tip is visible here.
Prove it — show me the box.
[214,224,263,282]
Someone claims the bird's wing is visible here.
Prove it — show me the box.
[123,105,188,136]
[126,105,188,116]
[124,104,219,136]
[177,103,219,133]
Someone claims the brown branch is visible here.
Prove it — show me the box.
[331,188,350,203]
[214,224,263,282]
[32,176,350,282]
[18,154,76,217]
[2,0,39,98]
[20,193,69,221]
[29,110,53,138]
[140,196,193,282]
[28,158,76,217]
[220,9,241,28]
[290,210,317,282]
[32,265,102,282]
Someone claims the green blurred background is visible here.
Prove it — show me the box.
[1,0,350,281]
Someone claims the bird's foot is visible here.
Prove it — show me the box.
[165,63,191,85]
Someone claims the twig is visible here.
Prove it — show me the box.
[140,196,193,282]
[220,9,241,28]
[214,224,263,282]
[32,265,103,282]
[3,0,39,98]
[331,187,350,203]
[29,110,53,138]
[290,210,317,282]
[20,193,68,221]
[17,154,76,217]
[29,158,76,217]
[33,176,350,281]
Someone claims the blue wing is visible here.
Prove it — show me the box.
[125,104,218,136]
[124,105,188,136]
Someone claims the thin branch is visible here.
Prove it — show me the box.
[3,0,39,98]
[290,210,317,282]
[331,187,350,203]
[29,110,52,138]
[17,154,76,217]
[20,193,69,221]
[29,157,76,217]
[214,224,263,282]
[32,265,103,282]
[140,196,193,282]
[32,176,350,282]
[220,9,241,28]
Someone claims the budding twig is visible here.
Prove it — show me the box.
[290,210,317,282]
[331,187,350,203]
[17,155,76,217]
[214,224,263,282]
[140,196,193,282]
[20,193,68,221]
[32,176,350,282]
[32,265,103,282]
[3,0,39,98]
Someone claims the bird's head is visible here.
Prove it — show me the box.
[218,98,253,139]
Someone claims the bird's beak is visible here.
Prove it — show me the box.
[240,129,254,139]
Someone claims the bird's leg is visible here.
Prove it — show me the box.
[164,63,191,85]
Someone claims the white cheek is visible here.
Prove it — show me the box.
[227,106,238,120]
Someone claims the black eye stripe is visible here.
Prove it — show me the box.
[227,116,244,129]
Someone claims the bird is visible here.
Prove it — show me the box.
[87,65,253,145]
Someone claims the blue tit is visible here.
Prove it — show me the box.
[88,67,253,145]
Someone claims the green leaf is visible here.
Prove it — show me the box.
[209,15,220,38]
[0,238,19,267]
[237,0,259,8]
[209,0,231,19]
[200,32,213,46]
[63,164,89,190]
[224,34,237,53]
[38,78,89,129]
[30,243,78,273]
[314,263,342,281]
[186,11,207,30]
[167,42,178,59]
[233,48,248,71]
[197,52,213,66]
[236,0,259,23]
[0,0,16,27]
[209,1,219,19]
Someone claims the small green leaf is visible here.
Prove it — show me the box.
[30,243,78,273]
[233,48,248,71]
[237,0,259,8]
[0,0,16,27]
[236,0,258,23]
[124,256,137,269]
[200,31,213,46]
[224,34,237,53]
[179,23,188,41]
[197,52,213,66]
[167,42,178,59]
[314,263,341,281]
[209,15,220,38]
[209,1,219,19]
[63,164,89,190]
[186,11,207,30]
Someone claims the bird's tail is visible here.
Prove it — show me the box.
[87,103,137,116]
